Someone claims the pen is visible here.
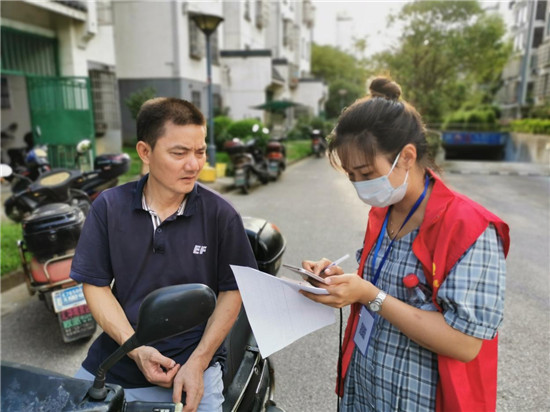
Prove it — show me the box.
[323,253,350,273]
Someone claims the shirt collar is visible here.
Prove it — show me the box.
[132,174,199,217]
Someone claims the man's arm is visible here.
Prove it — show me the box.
[172,289,242,409]
[83,283,180,387]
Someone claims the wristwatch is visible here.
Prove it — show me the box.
[368,290,387,312]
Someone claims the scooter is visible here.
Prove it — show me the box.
[1,217,287,412]
[224,137,270,194]
[265,136,287,180]
[311,129,326,158]
[6,131,51,181]
[1,150,130,343]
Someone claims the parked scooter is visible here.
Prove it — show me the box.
[224,138,269,195]
[265,135,287,180]
[1,216,287,412]
[1,147,130,343]
[310,129,326,158]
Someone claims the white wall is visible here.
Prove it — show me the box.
[221,55,272,120]
[293,80,327,116]
[112,2,175,79]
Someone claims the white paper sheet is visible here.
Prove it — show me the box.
[230,265,335,358]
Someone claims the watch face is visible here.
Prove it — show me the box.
[368,301,380,312]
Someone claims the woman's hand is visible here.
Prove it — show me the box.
[302,258,345,278]
[301,274,378,308]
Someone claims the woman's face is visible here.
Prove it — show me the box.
[339,144,405,186]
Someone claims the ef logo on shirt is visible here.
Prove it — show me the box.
[193,245,207,255]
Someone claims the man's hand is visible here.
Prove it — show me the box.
[172,358,205,411]
[129,346,181,388]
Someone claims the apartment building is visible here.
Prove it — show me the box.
[220,0,327,132]
[2,0,326,150]
[1,0,121,166]
[497,0,549,118]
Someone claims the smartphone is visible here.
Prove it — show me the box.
[282,264,328,284]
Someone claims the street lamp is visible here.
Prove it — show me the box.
[190,12,224,167]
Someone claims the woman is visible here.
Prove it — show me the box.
[302,77,509,411]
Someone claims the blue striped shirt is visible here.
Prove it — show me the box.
[342,225,506,411]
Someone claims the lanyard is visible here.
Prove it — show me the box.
[361,174,430,287]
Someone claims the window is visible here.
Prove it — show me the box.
[244,0,250,21]
[192,91,201,109]
[283,19,293,47]
[89,70,121,136]
[536,0,547,21]
[1,77,10,109]
[189,19,204,59]
[96,0,113,25]
[533,27,544,48]
[213,93,222,113]
[255,0,265,29]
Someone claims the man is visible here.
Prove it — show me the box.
[71,98,256,411]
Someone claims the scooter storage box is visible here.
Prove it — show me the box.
[22,203,85,261]
[266,141,283,153]
[243,217,286,276]
[224,139,246,155]
[94,153,130,179]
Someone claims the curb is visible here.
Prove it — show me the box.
[1,270,25,293]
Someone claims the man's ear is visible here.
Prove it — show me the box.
[400,143,417,170]
[136,141,151,165]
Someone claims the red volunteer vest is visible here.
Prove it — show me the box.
[338,171,510,412]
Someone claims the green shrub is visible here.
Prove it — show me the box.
[510,119,550,134]
[442,106,500,131]
[227,119,270,148]
[213,116,233,150]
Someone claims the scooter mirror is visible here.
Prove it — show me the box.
[262,127,269,134]
[76,139,92,154]
[135,283,217,345]
[0,164,13,179]
[252,124,260,133]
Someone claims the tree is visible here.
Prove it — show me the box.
[311,44,368,119]
[371,1,511,124]
[124,87,156,120]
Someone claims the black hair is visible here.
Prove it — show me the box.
[327,76,438,172]
[136,97,206,149]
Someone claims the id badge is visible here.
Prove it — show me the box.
[353,305,376,356]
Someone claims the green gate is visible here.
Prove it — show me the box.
[27,76,95,169]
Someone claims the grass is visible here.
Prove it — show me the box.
[286,139,311,162]
[0,140,313,277]
[1,220,23,276]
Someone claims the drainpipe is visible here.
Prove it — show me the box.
[171,0,181,78]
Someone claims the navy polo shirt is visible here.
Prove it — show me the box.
[70,175,257,388]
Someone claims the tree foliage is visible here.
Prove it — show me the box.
[311,44,368,119]
[371,1,512,123]
[124,87,157,120]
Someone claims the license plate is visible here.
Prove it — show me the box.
[58,304,96,342]
[235,169,246,186]
[268,162,279,173]
[52,284,87,313]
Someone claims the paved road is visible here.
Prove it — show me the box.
[1,158,549,411]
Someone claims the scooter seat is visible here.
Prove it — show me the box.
[29,256,73,284]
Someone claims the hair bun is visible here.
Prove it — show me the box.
[369,77,402,101]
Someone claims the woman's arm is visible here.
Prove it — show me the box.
[301,275,482,362]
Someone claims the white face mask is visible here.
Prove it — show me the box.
[351,152,409,207]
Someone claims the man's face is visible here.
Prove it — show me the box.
[140,122,207,196]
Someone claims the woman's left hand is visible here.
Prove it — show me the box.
[301,274,377,308]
